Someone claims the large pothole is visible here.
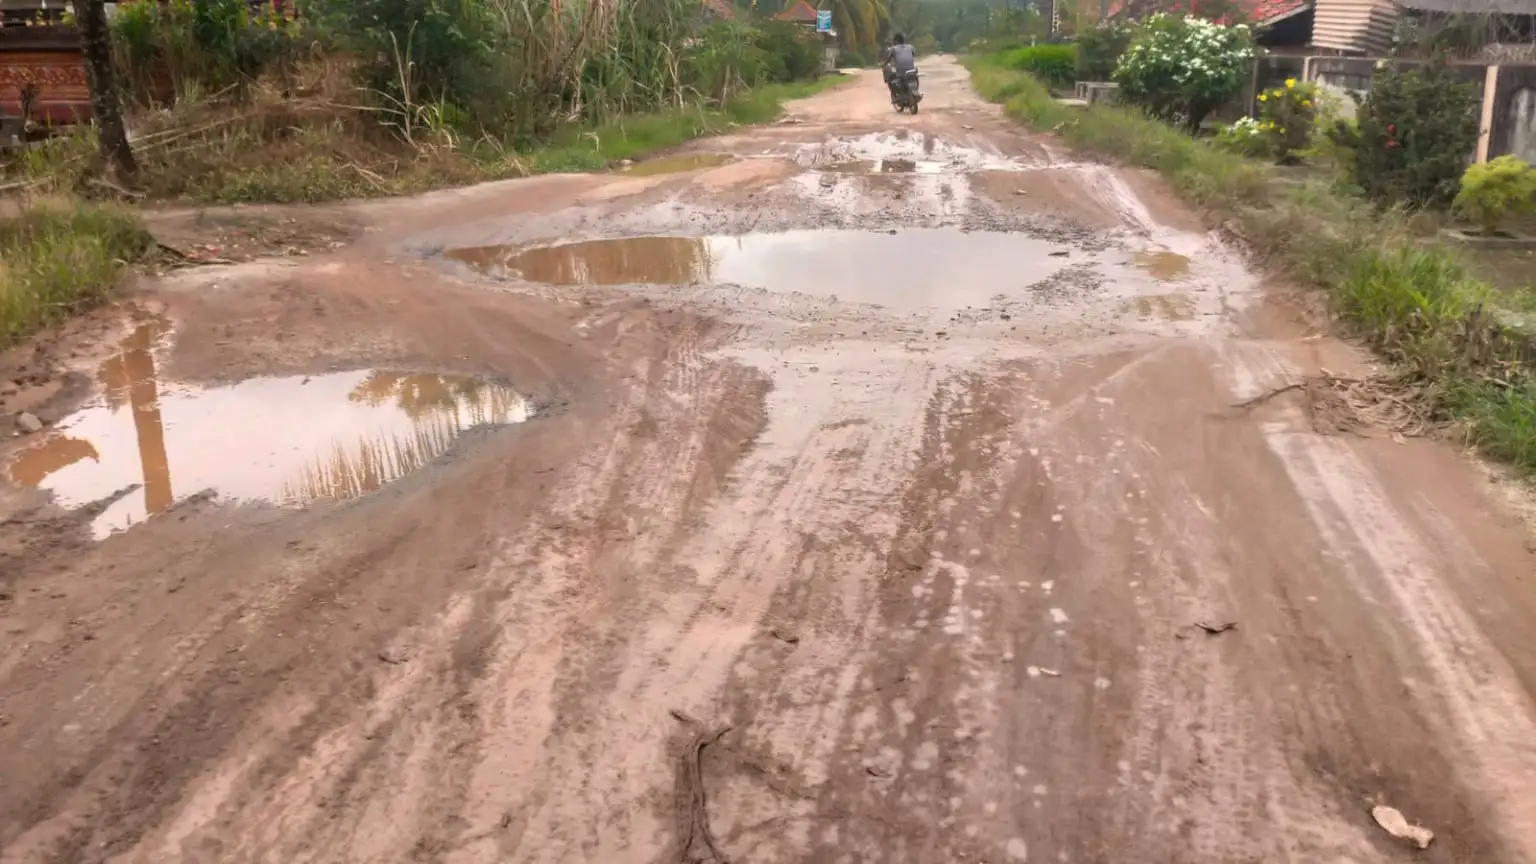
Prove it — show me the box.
[790,131,1035,174]
[5,323,533,538]
[448,228,1081,310]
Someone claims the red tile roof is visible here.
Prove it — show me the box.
[775,0,820,23]
[1107,0,1308,24]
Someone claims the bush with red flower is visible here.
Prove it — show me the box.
[1325,55,1479,208]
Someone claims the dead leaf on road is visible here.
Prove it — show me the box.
[1372,805,1434,849]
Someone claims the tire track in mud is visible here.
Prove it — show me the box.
[5,58,1536,864]
[488,340,946,862]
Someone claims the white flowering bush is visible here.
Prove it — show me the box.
[1113,14,1256,132]
[1213,116,1273,157]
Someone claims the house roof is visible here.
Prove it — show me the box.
[775,0,819,22]
[1107,0,1310,25]
[1397,0,1536,13]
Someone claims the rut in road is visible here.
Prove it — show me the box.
[0,57,1535,864]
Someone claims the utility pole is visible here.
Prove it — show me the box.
[77,0,138,184]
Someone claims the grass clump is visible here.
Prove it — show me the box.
[0,202,154,349]
[963,53,1536,476]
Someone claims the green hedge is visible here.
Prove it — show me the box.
[999,44,1077,90]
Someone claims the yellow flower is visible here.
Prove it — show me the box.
[1302,100,1312,108]
[1285,78,1296,88]
[1258,93,1267,102]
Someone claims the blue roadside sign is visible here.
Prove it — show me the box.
[816,10,832,31]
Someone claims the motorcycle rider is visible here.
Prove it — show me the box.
[882,33,917,96]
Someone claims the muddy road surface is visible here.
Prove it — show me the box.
[4,59,1536,864]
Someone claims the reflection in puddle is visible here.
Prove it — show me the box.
[6,325,533,537]
[1134,250,1191,281]
[618,153,733,176]
[447,229,1076,310]
[450,236,711,286]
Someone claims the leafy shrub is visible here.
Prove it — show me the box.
[112,0,301,103]
[1113,14,1255,132]
[1329,56,1479,209]
[1256,78,1320,162]
[1454,155,1536,236]
[756,22,823,83]
[686,21,771,102]
[306,0,492,108]
[1001,43,1077,89]
[1076,21,1131,82]
[1213,116,1274,158]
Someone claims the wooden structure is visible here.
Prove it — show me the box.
[0,23,89,137]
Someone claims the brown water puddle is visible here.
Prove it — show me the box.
[796,131,1032,174]
[447,229,1076,310]
[821,158,945,174]
[618,153,733,176]
[6,324,532,538]
[1134,250,1191,281]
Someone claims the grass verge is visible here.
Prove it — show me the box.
[963,53,1536,475]
[7,76,845,206]
[524,77,844,174]
[0,201,154,350]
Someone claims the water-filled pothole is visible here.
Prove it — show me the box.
[1134,250,1192,281]
[617,153,733,176]
[820,158,947,174]
[5,324,533,537]
[446,229,1076,309]
[794,131,1031,174]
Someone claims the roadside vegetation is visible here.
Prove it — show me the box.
[965,33,1536,475]
[0,200,152,348]
[10,0,834,203]
[0,0,842,349]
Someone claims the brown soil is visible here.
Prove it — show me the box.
[2,59,1536,864]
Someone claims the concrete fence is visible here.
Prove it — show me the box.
[1284,55,1536,165]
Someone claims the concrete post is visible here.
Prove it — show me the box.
[1476,63,1498,164]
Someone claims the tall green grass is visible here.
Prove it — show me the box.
[0,203,154,349]
[524,77,842,173]
[963,53,1536,475]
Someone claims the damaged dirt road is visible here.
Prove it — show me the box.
[4,58,1536,864]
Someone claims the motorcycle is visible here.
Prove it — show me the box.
[889,67,921,114]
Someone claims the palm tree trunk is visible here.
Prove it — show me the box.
[78,0,138,184]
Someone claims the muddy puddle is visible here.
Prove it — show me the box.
[1134,250,1192,281]
[617,153,733,176]
[795,131,1030,174]
[5,325,532,538]
[448,228,1080,310]
[820,158,947,175]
